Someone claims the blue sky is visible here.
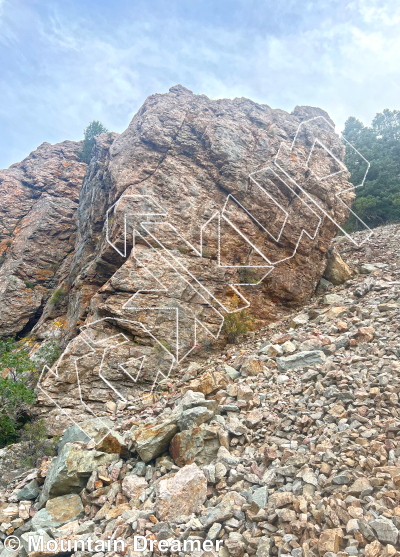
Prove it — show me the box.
[1,0,399,168]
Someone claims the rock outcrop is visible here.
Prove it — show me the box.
[0,85,356,430]
[0,140,86,337]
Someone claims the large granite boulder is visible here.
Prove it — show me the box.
[0,86,354,431]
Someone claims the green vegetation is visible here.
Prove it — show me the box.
[238,268,261,284]
[24,281,35,289]
[223,295,254,343]
[50,288,67,307]
[0,337,62,447]
[79,120,109,163]
[17,419,58,468]
[154,339,171,356]
[0,338,36,447]
[343,109,400,230]
[33,340,62,370]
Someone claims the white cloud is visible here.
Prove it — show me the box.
[1,0,400,167]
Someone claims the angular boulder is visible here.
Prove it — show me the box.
[200,491,247,529]
[57,417,125,455]
[369,518,398,545]
[30,87,355,427]
[16,479,40,501]
[187,371,228,395]
[324,247,352,285]
[130,421,179,463]
[177,407,214,431]
[170,424,221,467]
[155,463,207,521]
[38,443,119,508]
[121,474,148,508]
[32,494,84,530]
[276,350,326,371]
[318,528,344,555]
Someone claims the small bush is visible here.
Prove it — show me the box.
[223,295,254,343]
[24,281,35,289]
[18,419,58,468]
[0,256,5,265]
[50,288,66,307]
[238,268,261,284]
[5,240,12,247]
[202,248,211,258]
[33,340,62,370]
[0,338,36,447]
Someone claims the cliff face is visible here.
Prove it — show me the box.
[0,86,355,433]
[0,140,87,337]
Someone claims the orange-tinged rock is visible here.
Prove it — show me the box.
[170,424,221,467]
[240,356,264,377]
[188,370,228,394]
[324,248,352,285]
[131,421,179,463]
[329,404,346,418]
[29,89,356,432]
[323,307,347,320]
[105,503,131,519]
[318,528,344,555]
[357,326,376,343]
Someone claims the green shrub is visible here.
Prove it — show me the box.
[50,288,66,307]
[0,338,36,447]
[5,240,12,247]
[17,419,58,468]
[79,121,109,163]
[223,295,254,343]
[238,268,261,284]
[24,281,35,289]
[33,340,62,370]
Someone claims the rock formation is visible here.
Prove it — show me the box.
[0,223,399,557]
[0,140,87,337]
[0,85,356,431]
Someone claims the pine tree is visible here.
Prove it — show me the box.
[79,120,109,163]
[343,109,400,230]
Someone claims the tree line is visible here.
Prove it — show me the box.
[343,108,400,230]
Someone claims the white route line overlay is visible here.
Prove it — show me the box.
[38,116,372,445]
